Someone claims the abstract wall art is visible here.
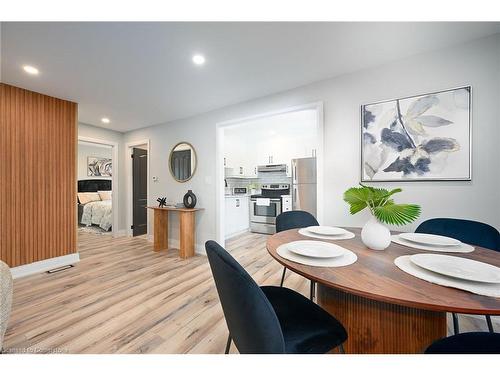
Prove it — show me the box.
[87,157,112,177]
[361,86,471,182]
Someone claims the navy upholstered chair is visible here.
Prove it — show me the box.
[425,332,500,354]
[416,218,500,334]
[205,240,347,354]
[276,210,319,300]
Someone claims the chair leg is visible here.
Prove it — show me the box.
[310,281,316,301]
[486,315,494,333]
[452,313,460,335]
[338,343,345,354]
[225,334,232,354]
[280,267,287,287]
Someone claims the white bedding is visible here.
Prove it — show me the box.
[81,200,112,231]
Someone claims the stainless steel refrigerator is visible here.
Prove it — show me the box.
[291,157,317,218]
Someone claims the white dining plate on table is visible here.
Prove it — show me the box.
[305,226,347,236]
[391,235,474,253]
[399,233,461,247]
[298,228,355,240]
[410,254,500,284]
[285,240,346,259]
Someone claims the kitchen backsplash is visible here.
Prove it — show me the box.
[226,171,291,189]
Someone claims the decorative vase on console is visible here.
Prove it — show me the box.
[183,190,197,209]
[343,184,421,251]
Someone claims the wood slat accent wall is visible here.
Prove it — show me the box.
[0,83,77,267]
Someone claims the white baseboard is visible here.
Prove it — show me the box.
[114,229,128,237]
[11,253,80,279]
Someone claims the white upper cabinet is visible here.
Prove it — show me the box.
[224,109,318,178]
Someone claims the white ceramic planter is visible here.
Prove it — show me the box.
[361,215,391,250]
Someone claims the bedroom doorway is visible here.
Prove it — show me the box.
[77,137,119,237]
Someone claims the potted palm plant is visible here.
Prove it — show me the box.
[343,184,421,250]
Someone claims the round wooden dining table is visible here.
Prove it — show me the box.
[266,227,500,354]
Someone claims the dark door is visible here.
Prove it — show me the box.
[132,147,148,236]
[171,149,191,181]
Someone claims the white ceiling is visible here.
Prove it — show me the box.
[2,22,499,132]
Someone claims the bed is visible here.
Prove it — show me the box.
[78,179,112,231]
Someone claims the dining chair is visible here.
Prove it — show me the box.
[415,218,500,334]
[276,210,319,300]
[205,240,347,354]
[425,332,500,354]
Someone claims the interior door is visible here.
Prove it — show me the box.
[132,147,148,236]
[171,149,191,181]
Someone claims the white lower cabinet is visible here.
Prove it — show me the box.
[225,196,250,238]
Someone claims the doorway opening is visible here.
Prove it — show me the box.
[215,102,324,248]
[126,140,150,237]
[77,137,119,237]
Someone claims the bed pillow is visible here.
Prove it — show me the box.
[98,190,112,201]
[78,192,101,204]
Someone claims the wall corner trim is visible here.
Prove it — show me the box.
[11,253,80,279]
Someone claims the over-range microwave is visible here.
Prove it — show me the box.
[231,187,248,195]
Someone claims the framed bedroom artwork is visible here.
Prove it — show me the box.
[361,86,471,182]
[87,156,112,177]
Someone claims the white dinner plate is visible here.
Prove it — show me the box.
[299,228,355,240]
[410,254,500,284]
[305,226,347,236]
[391,235,474,253]
[285,240,346,259]
[399,233,461,247]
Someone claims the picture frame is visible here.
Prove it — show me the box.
[87,156,112,177]
[360,86,472,182]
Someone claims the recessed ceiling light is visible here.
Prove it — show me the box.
[101,118,110,124]
[192,54,206,65]
[23,65,39,75]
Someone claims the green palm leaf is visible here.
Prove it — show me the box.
[343,187,369,214]
[344,184,421,226]
[373,203,421,226]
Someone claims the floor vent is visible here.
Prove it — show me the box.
[47,264,74,274]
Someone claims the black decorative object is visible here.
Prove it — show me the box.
[183,190,197,209]
[157,197,167,208]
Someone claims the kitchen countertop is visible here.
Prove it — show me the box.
[224,194,251,198]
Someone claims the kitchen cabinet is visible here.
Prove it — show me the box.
[224,126,317,177]
[225,196,250,238]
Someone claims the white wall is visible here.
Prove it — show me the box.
[78,142,112,181]
[123,34,500,252]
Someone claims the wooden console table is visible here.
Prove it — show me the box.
[147,206,204,258]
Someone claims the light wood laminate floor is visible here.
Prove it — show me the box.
[4,231,497,354]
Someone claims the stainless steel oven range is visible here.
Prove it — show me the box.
[250,184,290,234]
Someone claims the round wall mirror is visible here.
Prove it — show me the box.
[169,142,197,182]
